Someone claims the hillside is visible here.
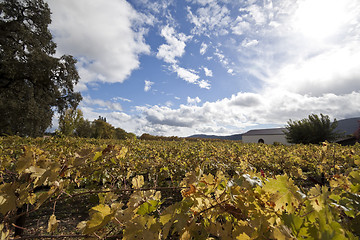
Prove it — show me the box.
[187,134,242,140]
[335,117,360,136]
[187,117,360,142]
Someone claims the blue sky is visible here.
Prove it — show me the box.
[46,0,360,137]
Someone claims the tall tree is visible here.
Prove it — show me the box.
[58,108,83,136]
[0,0,82,137]
[285,114,340,144]
[92,118,115,139]
[74,118,93,138]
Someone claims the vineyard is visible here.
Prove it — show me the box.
[0,136,359,239]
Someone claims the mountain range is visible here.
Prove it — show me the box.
[188,117,360,141]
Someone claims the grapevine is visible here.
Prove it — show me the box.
[0,136,359,239]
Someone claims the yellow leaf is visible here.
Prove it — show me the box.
[116,147,128,159]
[47,214,58,233]
[83,204,113,234]
[262,175,301,213]
[0,184,17,215]
[308,185,329,212]
[236,233,251,240]
[180,230,191,240]
[16,146,34,173]
[91,204,112,215]
[160,213,172,225]
[132,175,144,189]
[77,221,87,231]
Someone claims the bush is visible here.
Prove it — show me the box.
[285,114,341,144]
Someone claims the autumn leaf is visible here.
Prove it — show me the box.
[132,175,145,189]
[182,184,196,197]
[47,214,59,233]
[262,175,301,213]
[83,204,113,234]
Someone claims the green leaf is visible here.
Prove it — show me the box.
[282,213,306,237]
[160,213,172,225]
[93,151,102,161]
[137,200,159,215]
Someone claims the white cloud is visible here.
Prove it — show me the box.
[190,0,215,5]
[241,38,259,48]
[156,25,192,64]
[187,2,231,36]
[47,0,151,87]
[187,96,201,105]
[198,80,211,89]
[165,101,173,107]
[112,97,132,103]
[242,4,267,25]
[214,48,229,66]
[171,65,211,89]
[291,0,353,41]
[203,67,213,77]
[135,0,174,14]
[50,0,360,137]
[230,0,360,99]
[134,90,360,137]
[231,16,251,35]
[82,96,123,112]
[78,96,142,134]
[172,65,199,83]
[266,43,360,96]
[200,42,208,55]
[144,80,154,92]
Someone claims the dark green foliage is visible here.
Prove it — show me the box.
[285,114,341,144]
[63,115,135,140]
[91,118,115,139]
[0,0,82,137]
[75,118,93,138]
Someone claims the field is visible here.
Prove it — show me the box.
[0,136,359,239]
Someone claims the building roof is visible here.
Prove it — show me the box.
[243,128,287,136]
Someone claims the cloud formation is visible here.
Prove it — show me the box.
[156,25,192,64]
[187,96,201,105]
[187,2,231,36]
[47,0,360,137]
[203,67,213,77]
[48,0,151,89]
[200,42,208,55]
[144,80,154,92]
[132,91,360,136]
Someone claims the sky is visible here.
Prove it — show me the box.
[46,0,360,137]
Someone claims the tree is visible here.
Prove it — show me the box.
[285,114,340,144]
[74,118,93,138]
[92,117,115,139]
[114,127,136,140]
[58,108,83,136]
[0,0,82,137]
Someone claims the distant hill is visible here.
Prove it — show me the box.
[335,117,360,136]
[187,134,242,141]
[187,117,360,142]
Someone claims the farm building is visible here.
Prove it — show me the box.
[241,117,360,145]
[242,128,288,145]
